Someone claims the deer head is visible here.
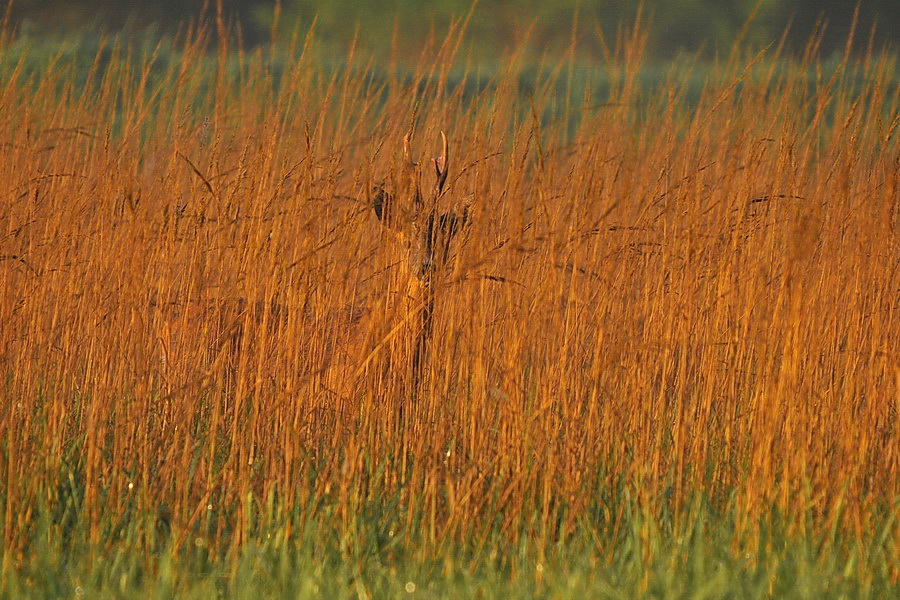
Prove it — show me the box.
[372,131,469,284]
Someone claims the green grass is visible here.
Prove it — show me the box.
[5,484,897,599]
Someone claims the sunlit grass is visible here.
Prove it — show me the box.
[0,21,897,597]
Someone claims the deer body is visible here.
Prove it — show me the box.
[370,130,470,390]
[150,130,469,414]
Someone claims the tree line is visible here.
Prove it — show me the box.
[6,0,898,57]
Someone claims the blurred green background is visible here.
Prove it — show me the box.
[6,0,899,57]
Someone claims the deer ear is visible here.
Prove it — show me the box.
[437,205,469,244]
[373,184,414,234]
[373,185,395,228]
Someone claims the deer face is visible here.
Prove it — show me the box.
[373,131,469,285]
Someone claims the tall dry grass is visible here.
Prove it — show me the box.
[0,25,897,558]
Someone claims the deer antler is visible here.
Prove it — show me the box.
[433,130,449,195]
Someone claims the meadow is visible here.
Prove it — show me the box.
[0,22,897,598]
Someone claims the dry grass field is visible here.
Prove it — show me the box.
[0,24,897,596]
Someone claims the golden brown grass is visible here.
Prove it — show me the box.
[0,26,897,561]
